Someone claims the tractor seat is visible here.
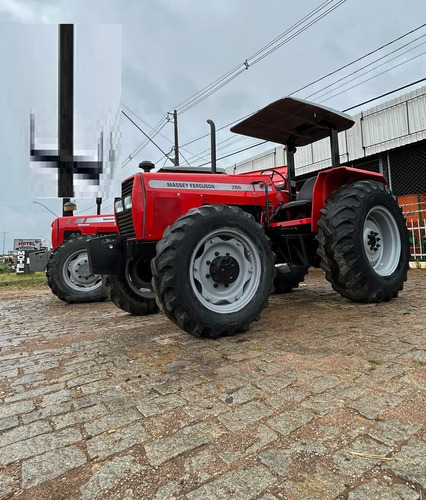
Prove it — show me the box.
[284,177,316,210]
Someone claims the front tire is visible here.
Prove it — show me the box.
[104,256,158,315]
[316,180,409,302]
[273,264,308,294]
[46,235,108,303]
[151,205,275,338]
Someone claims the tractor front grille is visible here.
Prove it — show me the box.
[116,177,136,238]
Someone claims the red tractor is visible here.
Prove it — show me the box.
[30,214,117,303]
[87,98,409,338]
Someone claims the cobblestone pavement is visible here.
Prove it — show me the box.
[0,269,425,500]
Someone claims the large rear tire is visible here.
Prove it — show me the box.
[316,180,409,302]
[46,235,108,304]
[104,256,158,315]
[151,205,275,338]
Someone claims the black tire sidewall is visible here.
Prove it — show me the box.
[349,185,409,287]
[104,255,158,315]
[157,206,274,331]
[47,235,106,303]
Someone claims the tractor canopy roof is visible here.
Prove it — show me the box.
[230,97,354,147]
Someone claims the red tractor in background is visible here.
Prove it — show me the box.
[30,214,117,303]
[87,97,409,338]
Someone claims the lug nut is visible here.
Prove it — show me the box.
[214,283,218,288]
[206,274,210,279]
[215,251,219,256]
[206,260,211,265]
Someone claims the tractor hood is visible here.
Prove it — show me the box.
[230,97,354,147]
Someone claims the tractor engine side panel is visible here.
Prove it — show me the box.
[122,172,282,242]
[50,214,117,250]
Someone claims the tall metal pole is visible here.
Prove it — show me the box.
[58,24,74,214]
[1,232,7,255]
[173,110,179,166]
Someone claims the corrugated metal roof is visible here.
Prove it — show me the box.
[233,85,426,175]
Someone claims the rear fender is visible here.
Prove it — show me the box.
[311,166,386,232]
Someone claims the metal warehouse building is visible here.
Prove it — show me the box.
[232,85,426,197]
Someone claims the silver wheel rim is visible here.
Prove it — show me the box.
[363,205,401,276]
[62,250,103,292]
[190,228,261,313]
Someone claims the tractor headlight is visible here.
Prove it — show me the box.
[123,195,132,210]
[115,199,124,213]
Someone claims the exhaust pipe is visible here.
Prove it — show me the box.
[207,119,217,174]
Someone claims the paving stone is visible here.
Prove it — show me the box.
[21,445,86,489]
[333,437,392,476]
[11,372,46,386]
[334,385,370,400]
[259,448,292,477]
[184,398,230,419]
[80,455,144,500]
[0,400,35,420]
[184,450,214,473]
[267,408,314,436]
[254,375,294,392]
[310,375,340,393]
[5,383,64,403]
[86,422,149,460]
[144,422,224,467]
[72,388,127,409]
[186,465,275,500]
[218,401,272,432]
[66,371,110,389]
[0,471,14,499]
[301,392,344,416]
[347,481,419,499]
[285,467,347,500]
[220,385,263,405]
[383,439,426,489]
[217,372,256,390]
[22,402,71,425]
[52,403,109,430]
[368,419,422,447]
[153,480,179,500]
[0,415,19,431]
[267,390,308,408]
[0,427,82,465]
[350,392,403,419]
[245,424,278,455]
[84,408,143,437]
[136,393,186,417]
[0,420,51,447]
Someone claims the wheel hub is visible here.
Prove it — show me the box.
[191,232,260,313]
[367,230,381,252]
[363,205,401,276]
[209,255,240,284]
[64,251,101,290]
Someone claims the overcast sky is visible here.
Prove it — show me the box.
[1,0,426,253]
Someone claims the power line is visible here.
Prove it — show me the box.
[175,0,347,115]
[307,36,426,101]
[121,110,170,163]
[343,77,426,112]
[290,22,426,96]
[176,24,426,159]
[319,50,426,104]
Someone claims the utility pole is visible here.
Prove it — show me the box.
[1,232,7,255]
[58,24,74,214]
[173,110,179,166]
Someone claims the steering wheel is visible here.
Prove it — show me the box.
[260,169,288,191]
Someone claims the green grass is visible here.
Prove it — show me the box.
[0,272,47,287]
